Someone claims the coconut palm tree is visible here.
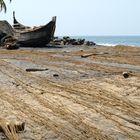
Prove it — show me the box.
[0,0,12,13]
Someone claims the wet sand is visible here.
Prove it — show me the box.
[0,45,140,139]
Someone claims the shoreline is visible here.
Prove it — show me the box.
[62,36,140,47]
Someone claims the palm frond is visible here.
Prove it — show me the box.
[0,0,12,13]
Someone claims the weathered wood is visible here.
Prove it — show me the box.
[25,68,48,72]
[16,16,56,47]
[81,53,95,58]
[0,16,56,47]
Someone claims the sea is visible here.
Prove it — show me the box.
[70,36,140,47]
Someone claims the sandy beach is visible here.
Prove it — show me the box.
[0,45,140,139]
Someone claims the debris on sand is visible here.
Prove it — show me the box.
[25,68,48,72]
[0,118,25,140]
[1,36,19,50]
[123,72,130,78]
[81,53,95,58]
[0,42,140,139]
[53,74,59,77]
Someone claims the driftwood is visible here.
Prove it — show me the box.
[81,53,95,58]
[81,52,109,58]
[25,68,48,72]
[53,74,59,77]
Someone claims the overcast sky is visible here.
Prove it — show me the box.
[0,0,140,36]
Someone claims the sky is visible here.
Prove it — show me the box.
[0,0,140,36]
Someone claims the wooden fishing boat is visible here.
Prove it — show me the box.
[0,13,56,48]
[16,16,56,47]
[13,12,56,47]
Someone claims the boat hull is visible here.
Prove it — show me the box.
[17,20,56,47]
[0,16,56,47]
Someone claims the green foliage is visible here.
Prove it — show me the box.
[0,0,12,13]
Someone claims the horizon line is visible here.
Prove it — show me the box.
[57,35,140,37]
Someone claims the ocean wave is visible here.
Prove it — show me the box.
[98,43,140,47]
[98,43,117,46]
